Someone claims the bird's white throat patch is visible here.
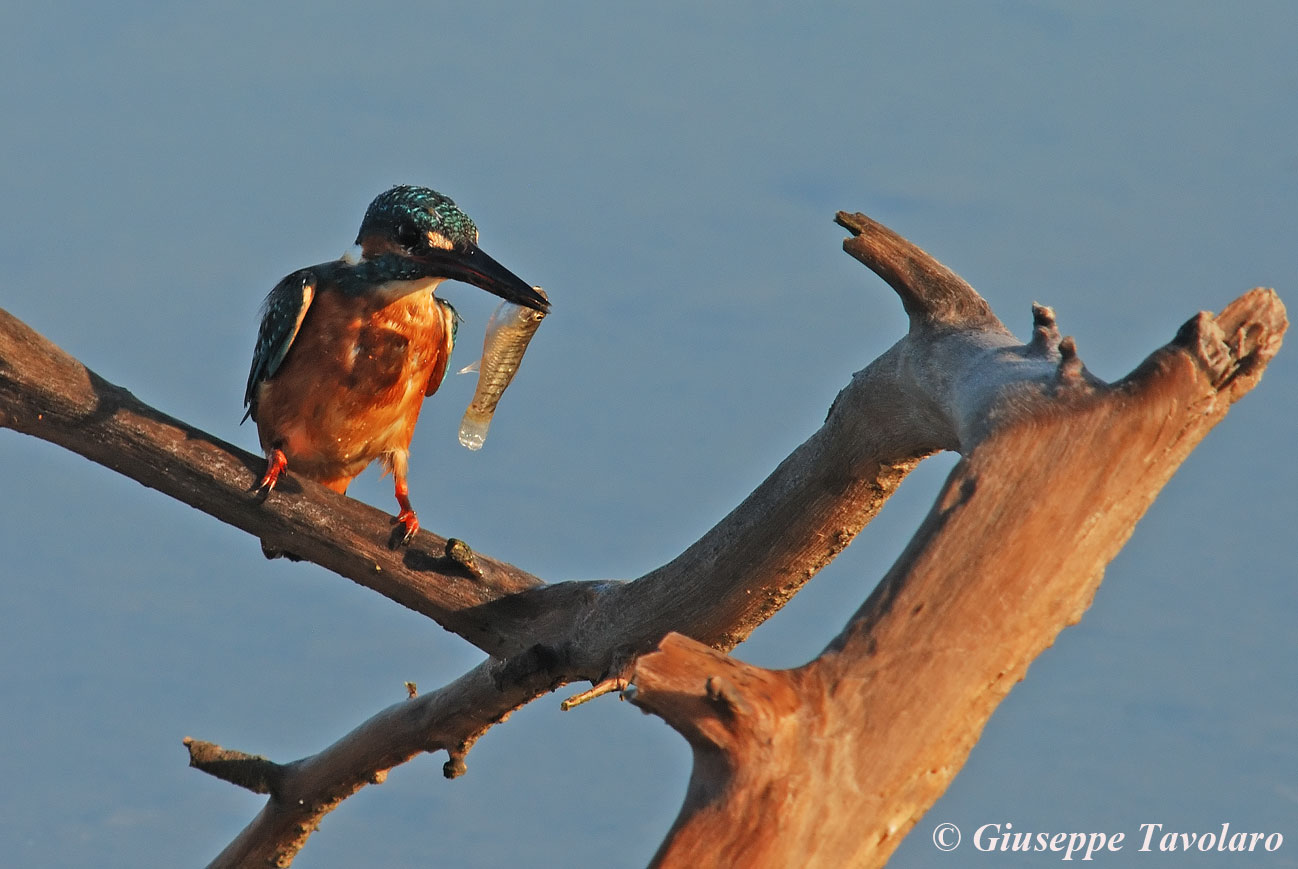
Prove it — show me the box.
[373,276,444,304]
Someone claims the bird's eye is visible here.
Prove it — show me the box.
[397,223,423,250]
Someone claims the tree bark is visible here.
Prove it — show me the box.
[629,220,1286,868]
[0,209,1284,866]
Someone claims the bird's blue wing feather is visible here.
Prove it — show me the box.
[243,269,316,422]
[424,298,461,397]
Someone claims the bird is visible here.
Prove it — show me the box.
[243,185,549,547]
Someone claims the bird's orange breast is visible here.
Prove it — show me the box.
[253,281,452,491]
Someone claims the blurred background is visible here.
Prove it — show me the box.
[1,3,1293,866]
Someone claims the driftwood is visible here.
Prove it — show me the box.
[0,209,1284,867]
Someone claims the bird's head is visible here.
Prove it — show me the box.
[354,185,549,312]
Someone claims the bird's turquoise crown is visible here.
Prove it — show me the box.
[357,185,480,251]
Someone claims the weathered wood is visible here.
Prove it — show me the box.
[0,209,1283,866]
[631,289,1286,868]
[199,658,565,869]
[0,306,544,655]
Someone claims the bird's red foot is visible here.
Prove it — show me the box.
[252,448,288,500]
[391,481,419,546]
[392,508,420,546]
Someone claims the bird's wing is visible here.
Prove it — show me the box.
[243,269,317,421]
[424,297,461,397]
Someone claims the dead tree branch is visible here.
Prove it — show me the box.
[0,209,1283,866]
[628,217,1286,868]
[194,658,566,868]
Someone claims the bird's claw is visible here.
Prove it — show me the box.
[251,448,288,501]
[391,509,419,547]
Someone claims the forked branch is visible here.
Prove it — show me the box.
[0,210,1283,867]
[630,261,1284,866]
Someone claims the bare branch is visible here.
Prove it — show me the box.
[836,210,1001,329]
[561,675,628,710]
[201,655,568,868]
[2,211,1283,866]
[0,274,956,859]
[632,288,1286,868]
[183,738,285,795]
[0,307,546,656]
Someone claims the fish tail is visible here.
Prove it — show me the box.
[458,409,492,451]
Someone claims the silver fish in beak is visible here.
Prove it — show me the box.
[458,288,548,450]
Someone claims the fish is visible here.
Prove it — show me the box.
[458,288,548,450]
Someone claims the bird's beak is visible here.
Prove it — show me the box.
[417,242,549,312]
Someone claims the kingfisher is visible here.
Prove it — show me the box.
[243,185,549,546]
